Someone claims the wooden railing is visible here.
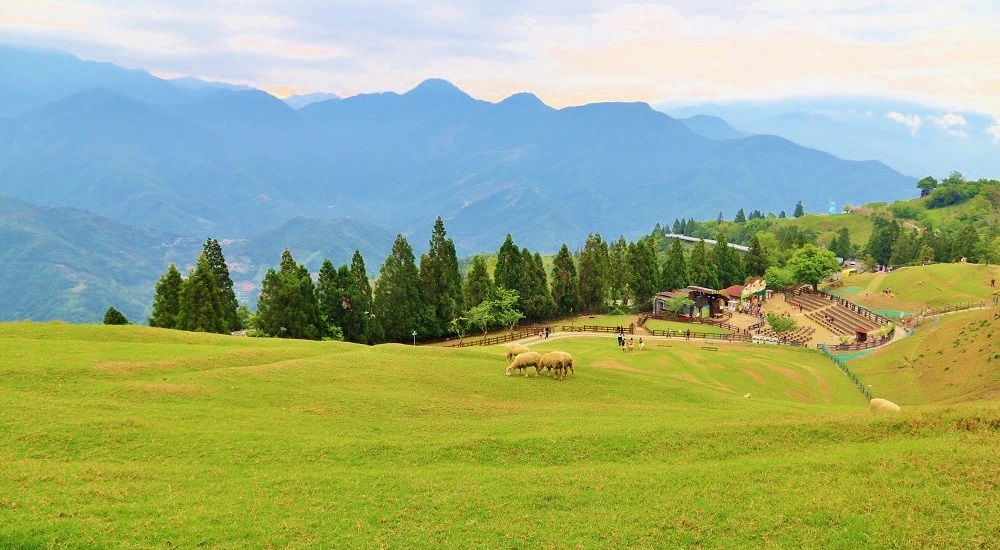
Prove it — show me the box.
[923,301,985,317]
[444,325,550,348]
[817,327,896,352]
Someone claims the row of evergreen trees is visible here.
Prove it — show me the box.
[148,239,241,333]
[149,217,836,343]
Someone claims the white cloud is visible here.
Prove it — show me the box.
[928,113,969,138]
[987,120,1000,142]
[886,111,922,136]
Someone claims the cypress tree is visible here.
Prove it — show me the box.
[672,219,682,234]
[348,251,375,344]
[202,238,241,331]
[734,208,746,223]
[256,250,322,340]
[521,249,554,321]
[316,259,347,338]
[373,235,426,343]
[627,237,660,310]
[493,235,523,303]
[689,239,718,289]
[661,238,690,291]
[550,243,581,316]
[578,233,610,313]
[177,254,227,334]
[608,236,629,305]
[744,233,770,277]
[793,201,805,218]
[418,217,464,338]
[713,230,745,287]
[464,255,494,309]
[149,263,183,329]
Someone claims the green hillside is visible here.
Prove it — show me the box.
[850,308,1000,405]
[2,323,997,547]
[828,263,1000,314]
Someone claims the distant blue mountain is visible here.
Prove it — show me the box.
[659,97,1000,178]
[282,92,340,110]
[0,45,195,116]
[0,47,916,255]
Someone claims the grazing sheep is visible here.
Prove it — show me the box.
[555,351,574,378]
[539,352,562,377]
[505,343,530,363]
[743,393,752,399]
[869,398,901,412]
[506,351,542,377]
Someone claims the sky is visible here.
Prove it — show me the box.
[1,1,998,116]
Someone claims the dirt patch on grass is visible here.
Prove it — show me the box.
[766,365,806,385]
[670,374,734,394]
[740,369,767,384]
[126,381,206,395]
[592,360,644,374]
[783,388,811,403]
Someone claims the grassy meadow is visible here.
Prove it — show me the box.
[1,322,998,548]
[828,263,1000,314]
[850,308,1000,405]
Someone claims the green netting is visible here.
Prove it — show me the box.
[868,308,913,318]
[838,286,863,294]
[831,349,876,361]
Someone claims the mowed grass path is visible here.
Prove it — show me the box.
[1,323,997,548]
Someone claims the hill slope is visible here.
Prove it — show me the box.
[850,308,1000,404]
[828,263,1000,314]
[0,323,996,547]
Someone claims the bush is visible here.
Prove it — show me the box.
[103,307,129,325]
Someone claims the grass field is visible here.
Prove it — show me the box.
[828,263,1000,314]
[1,323,998,548]
[850,308,1000,405]
[770,212,875,247]
[644,319,730,335]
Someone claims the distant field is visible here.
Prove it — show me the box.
[828,263,1000,313]
[771,212,875,247]
[1,323,997,548]
[850,308,1000,405]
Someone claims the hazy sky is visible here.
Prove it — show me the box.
[2,1,997,115]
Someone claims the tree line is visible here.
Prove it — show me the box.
[148,215,846,343]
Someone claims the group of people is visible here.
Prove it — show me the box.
[616,328,644,351]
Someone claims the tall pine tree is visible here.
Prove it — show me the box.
[578,233,610,313]
[744,233,770,277]
[464,255,494,309]
[627,237,660,310]
[520,249,554,321]
[316,259,347,338]
[418,218,464,338]
[202,238,241,331]
[177,254,227,334]
[550,244,581,316]
[256,250,322,340]
[148,263,183,329]
[493,235,523,304]
[373,235,426,343]
[608,236,629,304]
[661,238,690,291]
[713,230,745,287]
[348,251,375,344]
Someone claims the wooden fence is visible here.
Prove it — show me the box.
[444,325,550,348]
[923,301,986,317]
[818,346,873,400]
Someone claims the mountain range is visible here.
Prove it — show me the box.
[660,97,1000,179]
[0,45,929,322]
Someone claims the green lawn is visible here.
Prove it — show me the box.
[1,323,997,548]
[829,263,1000,313]
[644,319,730,335]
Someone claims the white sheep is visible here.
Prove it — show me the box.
[539,351,562,378]
[505,342,530,363]
[506,351,542,377]
[869,398,901,412]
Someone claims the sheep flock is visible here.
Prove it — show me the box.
[505,343,574,381]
